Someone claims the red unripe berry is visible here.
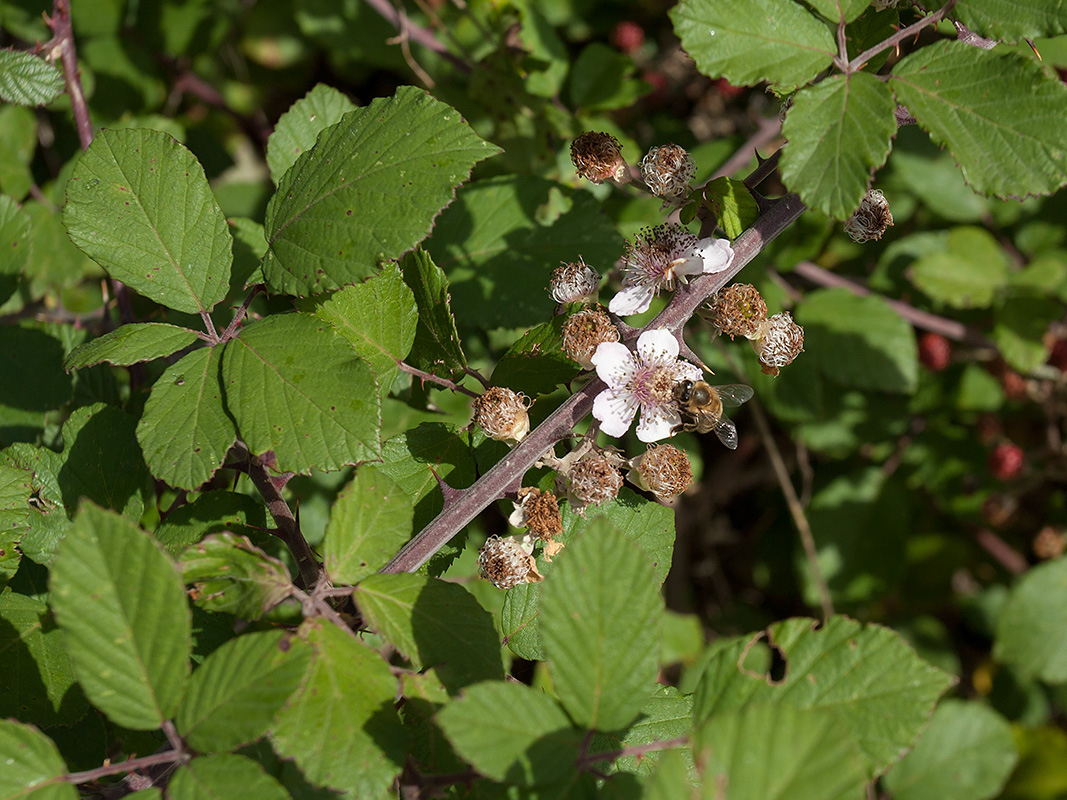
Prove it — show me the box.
[611,21,645,54]
[714,78,745,99]
[918,332,951,372]
[1048,338,1067,373]
[1000,370,1027,400]
[975,414,1000,445]
[987,442,1024,482]
[641,70,669,107]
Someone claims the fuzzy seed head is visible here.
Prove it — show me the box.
[516,488,563,540]
[844,189,893,243]
[562,308,620,369]
[571,132,629,184]
[569,451,623,506]
[640,144,696,200]
[705,283,768,340]
[473,387,530,443]
[628,444,693,501]
[478,536,541,590]
[550,258,600,305]
[756,312,804,376]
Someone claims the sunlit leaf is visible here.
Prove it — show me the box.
[267,83,358,185]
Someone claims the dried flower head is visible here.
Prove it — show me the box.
[1034,526,1066,560]
[609,225,734,316]
[627,444,693,501]
[509,488,563,541]
[705,283,768,340]
[640,144,696,200]
[550,258,600,305]
[755,312,804,376]
[562,307,620,369]
[472,386,530,443]
[571,131,629,184]
[568,451,623,507]
[844,189,893,243]
[478,536,543,589]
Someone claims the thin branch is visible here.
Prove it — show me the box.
[847,0,958,72]
[364,0,472,74]
[220,285,262,342]
[398,361,480,398]
[49,0,93,150]
[710,116,783,184]
[789,261,994,348]
[974,528,1028,575]
[577,736,690,768]
[65,752,182,785]
[199,310,219,342]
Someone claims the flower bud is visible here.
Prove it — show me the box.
[640,144,696,200]
[627,444,693,501]
[755,312,804,376]
[844,189,893,243]
[562,307,620,369]
[568,451,623,507]
[704,283,768,340]
[509,487,563,541]
[478,536,543,590]
[472,387,530,443]
[550,258,600,305]
[570,132,629,184]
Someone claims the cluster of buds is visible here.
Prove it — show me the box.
[472,387,530,443]
[562,307,620,369]
[845,189,893,243]
[704,284,804,376]
[627,444,693,501]
[570,131,629,184]
[478,536,543,589]
[640,144,696,201]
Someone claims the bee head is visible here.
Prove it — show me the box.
[673,380,694,403]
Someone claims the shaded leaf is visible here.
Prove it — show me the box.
[0,719,77,800]
[58,404,148,520]
[953,0,1067,42]
[179,533,293,619]
[0,326,72,412]
[703,177,759,239]
[992,291,1060,374]
[399,248,467,381]
[48,503,191,730]
[589,686,693,777]
[63,129,232,313]
[491,316,580,397]
[0,194,31,305]
[910,226,1009,309]
[64,323,200,371]
[994,558,1067,683]
[267,83,358,185]
[155,491,268,556]
[169,754,291,800]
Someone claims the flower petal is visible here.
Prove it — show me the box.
[636,328,680,366]
[694,238,734,274]
[593,388,638,438]
[636,402,681,442]
[591,341,638,388]
[673,360,704,383]
[609,284,655,316]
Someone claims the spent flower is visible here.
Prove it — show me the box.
[472,387,530,443]
[591,328,702,442]
[478,536,543,590]
[704,283,768,340]
[844,189,893,243]
[562,307,620,369]
[640,143,696,200]
[755,312,804,376]
[570,131,629,184]
[627,443,693,501]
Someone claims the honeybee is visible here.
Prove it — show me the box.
[672,380,754,449]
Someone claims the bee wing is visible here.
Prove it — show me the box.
[714,417,739,449]
[716,384,754,408]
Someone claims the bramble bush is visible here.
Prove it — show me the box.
[2,0,1067,797]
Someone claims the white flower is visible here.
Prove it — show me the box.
[609,226,734,316]
[591,328,702,442]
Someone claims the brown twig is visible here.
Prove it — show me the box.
[399,361,480,398]
[974,528,1028,575]
[65,751,184,785]
[48,0,93,151]
[847,0,958,72]
[364,0,472,74]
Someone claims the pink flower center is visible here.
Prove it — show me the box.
[630,364,676,406]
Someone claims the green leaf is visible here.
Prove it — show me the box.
[992,291,1060,374]
[169,754,290,800]
[220,313,382,474]
[491,316,580,397]
[0,106,36,200]
[670,0,835,87]
[0,464,31,585]
[0,592,88,725]
[399,248,468,381]
[694,703,869,800]
[179,533,294,619]
[798,288,918,393]
[262,86,499,296]
[155,491,268,555]
[589,686,693,776]
[805,0,870,23]
[311,263,417,398]
[137,346,237,491]
[953,0,1067,42]
[910,226,1009,309]
[355,573,505,692]
[782,73,896,219]
[426,175,625,330]
[436,682,579,784]
[267,83,358,186]
[891,42,1067,199]
[0,49,65,106]
[63,128,232,313]
[692,617,956,775]
[48,503,191,730]
[63,323,200,370]
[886,127,990,223]
[0,325,72,412]
[541,522,663,732]
[884,699,1017,800]
[323,466,413,584]
[177,630,311,752]
[994,558,1067,683]
[271,621,407,795]
[567,43,646,111]
[0,194,31,305]
[57,404,148,519]
[0,719,78,800]
[703,177,759,239]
